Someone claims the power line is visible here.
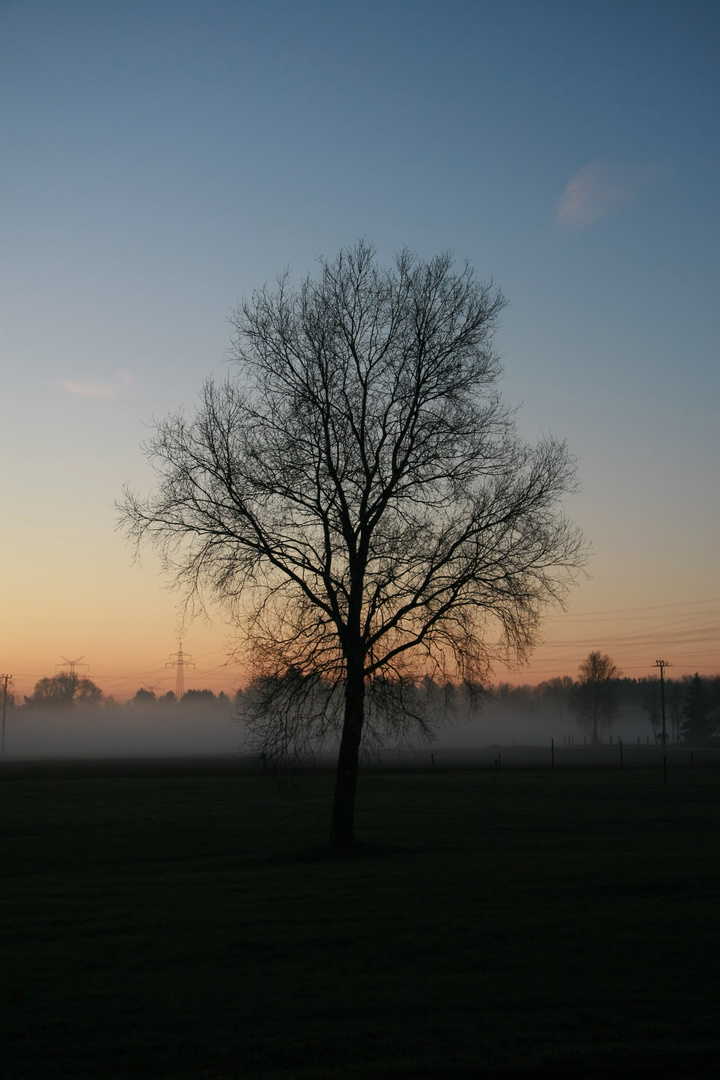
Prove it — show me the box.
[540,627,719,648]
[558,596,720,620]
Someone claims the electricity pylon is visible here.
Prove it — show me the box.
[166,643,194,700]
[56,655,89,681]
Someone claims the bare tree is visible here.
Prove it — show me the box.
[572,651,620,744]
[667,680,685,744]
[642,683,661,744]
[119,242,585,850]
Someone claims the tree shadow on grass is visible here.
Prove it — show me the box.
[366,1047,718,1079]
[265,841,408,865]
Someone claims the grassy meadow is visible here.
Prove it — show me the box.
[1,762,719,1079]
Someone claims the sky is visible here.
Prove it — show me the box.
[1,0,718,703]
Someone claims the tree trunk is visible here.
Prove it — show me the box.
[328,664,365,852]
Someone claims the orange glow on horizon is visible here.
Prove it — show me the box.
[3,525,717,703]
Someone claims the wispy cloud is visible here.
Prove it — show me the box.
[58,370,135,399]
[557,163,644,229]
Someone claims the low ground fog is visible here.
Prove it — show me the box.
[2,691,660,760]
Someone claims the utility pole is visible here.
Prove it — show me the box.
[654,660,672,748]
[166,643,194,700]
[1,674,11,755]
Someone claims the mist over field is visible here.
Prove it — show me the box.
[3,703,241,759]
[2,691,659,761]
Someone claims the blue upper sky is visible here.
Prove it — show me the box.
[1,0,718,694]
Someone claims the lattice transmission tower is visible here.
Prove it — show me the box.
[166,643,194,699]
[56,655,89,680]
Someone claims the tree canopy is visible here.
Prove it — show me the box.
[24,673,103,709]
[680,673,717,747]
[571,651,620,744]
[120,241,585,849]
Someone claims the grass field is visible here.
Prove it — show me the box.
[1,763,719,1079]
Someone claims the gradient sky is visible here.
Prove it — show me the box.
[2,0,718,702]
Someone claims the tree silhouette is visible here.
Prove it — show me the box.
[130,688,157,705]
[120,242,584,850]
[572,651,620,744]
[642,683,661,743]
[680,673,716,747]
[181,689,217,704]
[25,673,103,709]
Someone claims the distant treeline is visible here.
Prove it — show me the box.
[12,676,233,711]
[491,673,720,747]
[8,666,720,748]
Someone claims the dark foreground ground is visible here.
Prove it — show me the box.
[1,761,718,1079]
